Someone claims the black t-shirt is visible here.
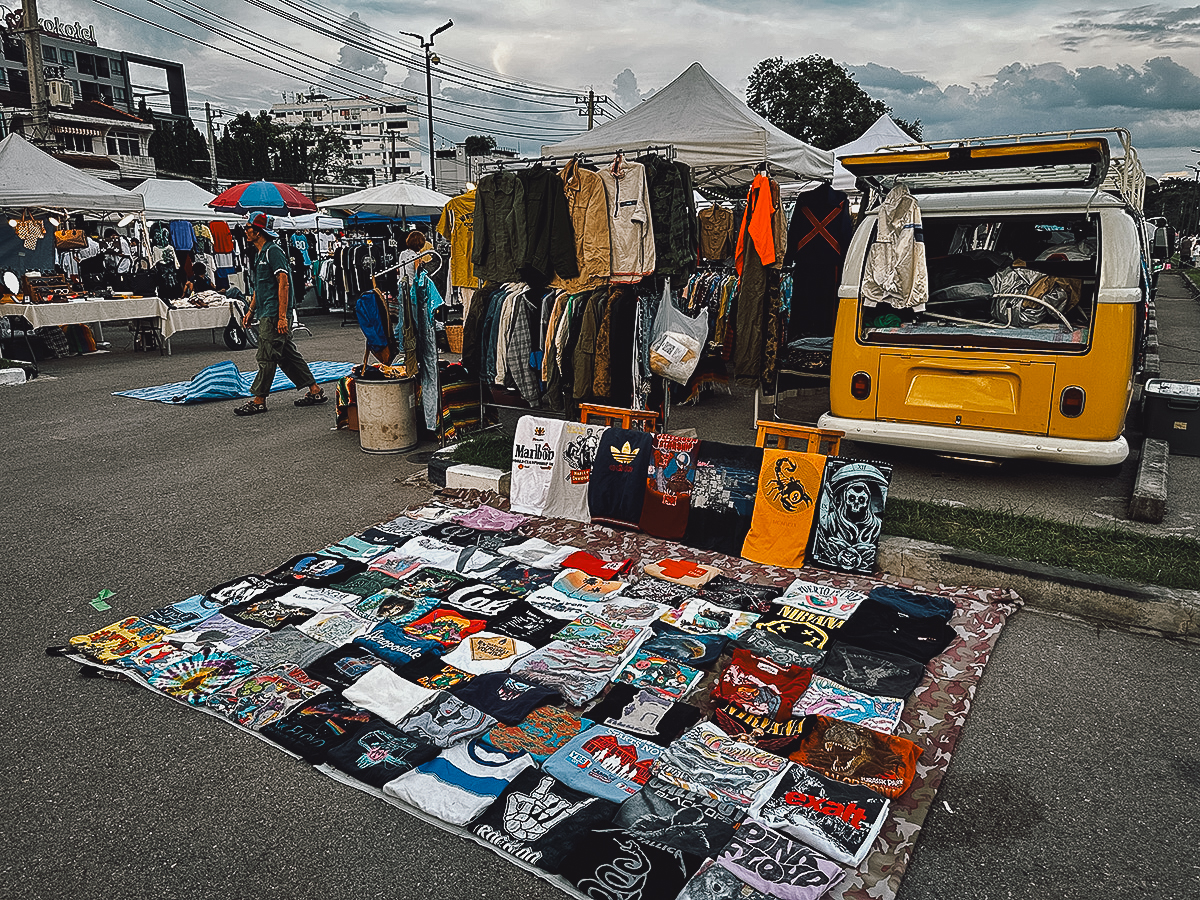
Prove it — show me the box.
[325,719,441,788]
[469,769,621,874]
[205,574,286,606]
[487,562,559,598]
[305,644,388,690]
[732,629,827,670]
[264,554,367,587]
[422,522,521,553]
[869,585,956,622]
[585,683,703,746]
[699,576,783,614]
[835,596,957,663]
[588,427,655,530]
[615,775,744,857]
[642,621,729,669]
[559,827,704,900]
[395,653,475,690]
[449,671,560,725]
[260,691,374,763]
[818,640,927,698]
[683,441,763,556]
[221,595,314,630]
[487,600,564,647]
[328,570,400,599]
[442,581,522,618]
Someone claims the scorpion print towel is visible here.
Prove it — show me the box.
[741,450,827,569]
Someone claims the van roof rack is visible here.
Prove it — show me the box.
[842,127,1145,211]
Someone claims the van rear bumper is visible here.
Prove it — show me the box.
[816,414,1130,466]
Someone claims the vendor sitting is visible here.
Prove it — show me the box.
[184,263,214,296]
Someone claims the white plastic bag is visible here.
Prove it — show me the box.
[649,282,708,385]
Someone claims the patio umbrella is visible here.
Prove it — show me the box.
[209,180,317,215]
[316,181,451,220]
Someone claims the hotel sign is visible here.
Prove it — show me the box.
[0,7,97,46]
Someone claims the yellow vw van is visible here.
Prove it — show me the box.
[819,130,1150,465]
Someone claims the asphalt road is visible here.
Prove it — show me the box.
[0,295,1196,900]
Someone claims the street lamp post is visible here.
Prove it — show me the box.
[1188,164,1200,237]
[399,19,452,192]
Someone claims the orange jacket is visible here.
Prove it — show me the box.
[735,173,778,275]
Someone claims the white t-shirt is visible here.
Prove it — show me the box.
[383,739,534,826]
[509,416,565,516]
[542,421,605,523]
[342,665,438,725]
[439,630,535,675]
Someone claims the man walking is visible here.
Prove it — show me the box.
[234,211,326,416]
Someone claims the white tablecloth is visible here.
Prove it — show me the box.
[2,297,234,341]
[164,301,233,339]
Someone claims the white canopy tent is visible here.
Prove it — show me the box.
[0,133,142,213]
[130,178,243,223]
[316,181,452,219]
[542,63,834,189]
[273,212,345,231]
[831,114,917,191]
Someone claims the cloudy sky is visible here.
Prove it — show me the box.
[48,0,1200,178]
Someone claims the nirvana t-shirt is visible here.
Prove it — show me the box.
[749,606,843,652]
[383,739,535,826]
[470,769,620,874]
[622,576,701,608]
[615,775,745,856]
[325,719,441,788]
[683,441,764,556]
[817,641,927,698]
[641,623,729,669]
[487,599,564,647]
[352,621,441,668]
[543,724,663,803]
[701,576,783,614]
[711,704,808,754]
[342,664,439,725]
[483,705,593,762]
[616,651,704,700]
[779,579,867,620]
[639,434,700,542]
[146,647,259,705]
[207,663,326,731]
[395,653,474,691]
[559,827,704,900]
[510,415,566,516]
[143,593,223,630]
[716,818,846,900]
[741,450,827,569]
[834,596,957,664]
[69,616,171,665]
[806,458,893,576]
[449,671,560,725]
[787,715,922,799]
[265,553,367,587]
[232,626,328,670]
[440,631,535,675]
[751,762,891,867]
[305,643,387,690]
[260,691,374,762]
[654,721,790,808]
[205,574,285,606]
[733,629,827,671]
[586,684,704,746]
[394,691,496,747]
[588,427,655,530]
[794,674,905,733]
[543,421,605,523]
[711,648,814,721]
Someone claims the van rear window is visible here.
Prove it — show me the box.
[860,213,1099,352]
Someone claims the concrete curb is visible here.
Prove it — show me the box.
[1129,437,1169,522]
[877,535,1198,639]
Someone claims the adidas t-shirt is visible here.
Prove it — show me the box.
[588,427,655,530]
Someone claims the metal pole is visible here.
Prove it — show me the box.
[20,0,52,147]
[390,129,396,182]
[587,90,594,130]
[424,43,435,190]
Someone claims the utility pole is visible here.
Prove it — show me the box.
[204,101,222,192]
[399,19,452,192]
[389,129,396,182]
[19,0,53,147]
[575,91,610,130]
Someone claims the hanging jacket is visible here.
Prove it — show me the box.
[517,164,578,284]
[637,154,694,277]
[550,159,611,294]
[473,171,527,283]
[735,173,777,275]
[598,158,655,284]
[861,184,928,310]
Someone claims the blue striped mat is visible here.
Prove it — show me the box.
[114,360,355,404]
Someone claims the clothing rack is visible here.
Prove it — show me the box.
[475,144,677,174]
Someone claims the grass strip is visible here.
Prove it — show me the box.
[450,430,514,470]
[884,498,1200,590]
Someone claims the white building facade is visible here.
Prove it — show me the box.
[271,92,423,183]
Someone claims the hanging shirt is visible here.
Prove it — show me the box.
[698,205,735,260]
[639,433,700,541]
[861,183,928,310]
[683,441,763,557]
[551,159,612,293]
[588,426,655,530]
[437,190,478,288]
[598,157,656,283]
[167,219,195,252]
[735,173,778,275]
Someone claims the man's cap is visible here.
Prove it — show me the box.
[245,211,277,238]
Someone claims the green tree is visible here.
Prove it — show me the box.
[214,111,281,181]
[139,99,210,178]
[1146,176,1200,233]
[464,135,497,156]
[747,55,921,150]
[215,114,351,184]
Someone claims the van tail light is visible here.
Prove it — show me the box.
[851,371,872,400]
[1060,386,1085,418]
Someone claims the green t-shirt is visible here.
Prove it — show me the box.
[251,240,294,321]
